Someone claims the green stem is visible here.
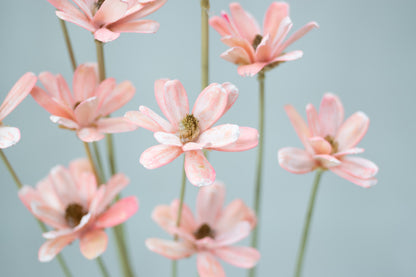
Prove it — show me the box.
[0,149,73,277]
[83,142,101,185]
[172,163,187,277]
[294,170,324,277]
[201,0,210,90]
[248,70,265,277]
[92,141,106,182]
[96,257,111,277]
[112,226,135,277]
[59,19,77,71]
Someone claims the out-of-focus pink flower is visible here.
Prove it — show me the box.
[18,159,139,261]
[125,80,258,186]
[47,0,167,42]
[31,63,137,142]
[0,73,37,148]
[146,182,260,276]
[209,2,318,77]
[278,93,378,188]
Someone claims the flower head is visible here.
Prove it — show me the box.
[0,73,37,148]
[125,79,259,186]
[18,159,139,261]
[47,0,167,42]
[210,2,318,77]
[31,63,137,142]
[278,93,378,188]
[146,182,260,276]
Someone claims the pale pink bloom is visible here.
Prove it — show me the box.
[0,73,37,148]
[31,63,137,142]
[125,80,259,186]
[18,158,139,261]
[146,182,260,276]
[47,0,167,42]
[278,93,378,188]
[210,2,318,77]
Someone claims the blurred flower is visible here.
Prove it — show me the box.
[0,73,37,148]
[210,2,318,77]
[18,159,139,261]
[125,80,258,186]
[146,182,260,276]
[278,93,378,188]
[47,0,167,42]
[31,63,137,142]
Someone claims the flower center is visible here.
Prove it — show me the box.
[252,34,263,50]
[65,203,87,228]
[178,114,200,144]
[194,223,215,240]
[324,135,339,154]
[96,0,105,9]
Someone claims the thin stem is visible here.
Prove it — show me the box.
[59,19,77,71]
[248,70,265,277]
[112,226,135,277]
[172,163,187,277]
[92,142,106,182]
[1,149,73,277]
[95,40,106,82]
[96,257,111,277]
[83,142,101,185]
[294,169,324,277]
[201,0,210,90]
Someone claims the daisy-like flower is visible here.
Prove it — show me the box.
[18,159,139,261]
[278,93,378,188]
[0,72,37,148]
[209,2,318,77]
[47,0,167,42]
[31,63,137,142]
[146,182,260,276]
[125,79,259,186]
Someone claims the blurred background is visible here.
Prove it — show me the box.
[0,0,415,276]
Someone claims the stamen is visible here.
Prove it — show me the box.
[194,223,215,240]
[252,34,263,50]
[178,114,200,144]
[65,203,87,228]
[324,135,339,154]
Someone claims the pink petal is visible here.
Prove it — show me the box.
[197,124,240,149]
[214,246,260,268]
[72,64,98,103]
[97,81,135,116]
[271,50,303,63]
[336,112,369,151]
[196,182,225,226]
[49,165,81,206]
[162,80,189,129]
[221,82,239,114]
[140,144,182,169]
[314,154,341,168]
[0,72,36,120]
[50,115,79,129]
[18,186,42,210]
[215,199,256,234]
[279,21,319,52]
[31,203,67,229]
[74,97,99,126]
[97,173,130,213]
[97,117,138,134]
[77,127,105,142]
[94,28,121,42]
[182,142,204,152]
[337,157,378,179]
[80,229,108,259]
[0,126,20,149]
[319,93,344,137]
[56,11,95,32]
[221,36,255,61]
[115,0,167,23]
[308,137,332,155]
[334,147,365,157]
[154,79,170,120]
[284,105,312,148]
[220,47,251,65]
[237,62,267,77]
[47,0,87,19]
[154,132,182,146]
[330,167,377,188]
[126,106,172,132]
[38,235,76,262]
[72,0,93,18]
[306,104,320,136]
[93,0,128,26]
[38,72,60,99]
[197,252,225,277]
[278,147,316,174]
[193,84,229,131]
[255,34,273,62]
[214,127,258,152]
[184,150,215,187]
[214,221,251,247]
[229,3,261,42]
[152,201,196,234]
[209,16,232,37]
[263,2,289,40]
[146,238,194,259]
[31,86,74,119]
[110,19,159,33]
[269,16,292,55]
[95,196,139,228]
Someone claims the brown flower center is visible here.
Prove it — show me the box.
[252,34,263,50]
[178,114,200,144]
[96,0,105,9]
[324,135,339,154]
[65,203,88,228]
[194,223,215,240]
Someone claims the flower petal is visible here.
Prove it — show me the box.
[115,0,167,23]
[319,93,344,137]
[197,253,225,277]
[97,117,138,134]
[209,16,232,37]
[334,147,365,157]
[337,157,378,179]
[154,132,182,146]
[197,124,239,149]
[221,36,255,61]
[152,201,197,234]
[306,103,320,136]
[110,19,159,33]
[308,137,332,155]
[336,112,369,151]
[237,62,267,77]
[196,182,225,226]
[140,144,182,169]
[314,154,341,168]
[284,105,312,148]
[80,229,108,259]
[77,127,105,142]
[49,165,80,206]
[215,199,256,234]
[162,80,189,129]
[270,50,303,63]
[146,238,194,259]
[31,203,67,229]
[38,235,76,262]
[214,246,260,268]
[93,0,129,26]
[95,196,139,228]
[214,221,251,247]
[96,173,130,213]
[56,11,95,32]
[125,106,172,132]
[0,126,20,149]
[263,2,289,40]
[184,150,215,187]
[97,81,135,116]
[31,86,74,119]
[50,116,79,129]
[220,47,251,65]
[330,167,377,188]
[229,3,260,42]
[279,21,319,53]
[278,147,316,174]
[94,28,121,42]
[72,64,98,103]
[214,127,258,152]
[74,97,99,126]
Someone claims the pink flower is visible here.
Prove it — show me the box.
[31,63,137,142]
[47,0,167,42]
[0,73,37,148]
[209,2,318,77]
[278,93,378,188]
[146,182,260,276]
[125,80,259,186]
[18,158,139,261]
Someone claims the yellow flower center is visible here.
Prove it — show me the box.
[178,114,200,144]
